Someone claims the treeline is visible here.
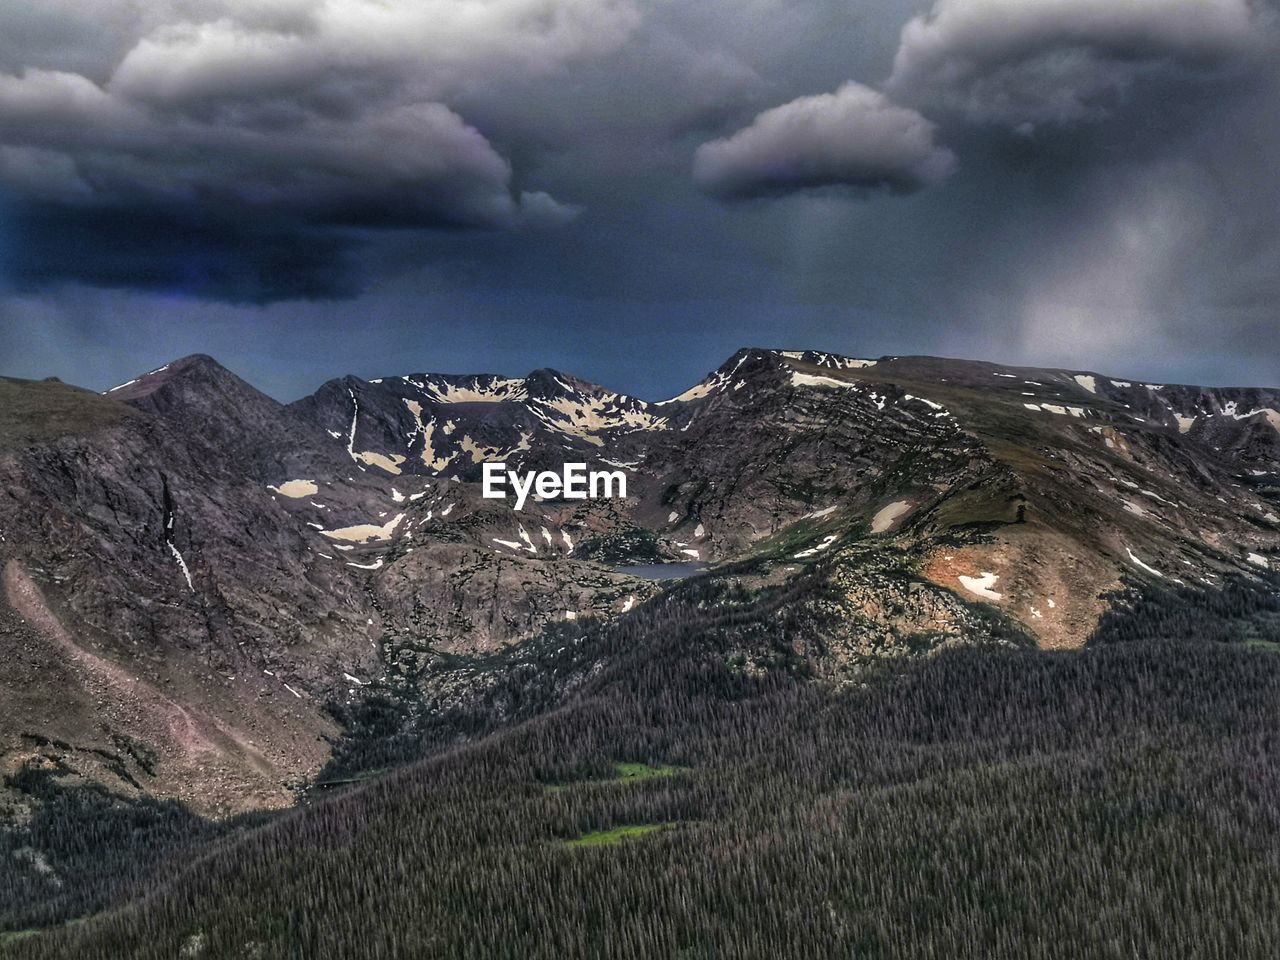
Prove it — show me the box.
[318,567,835,784]
[0,553,1024,941]
[0,762,265,932]
[1091,571,1280,646]
[321,549,1032,787]
[7,559,1280,956]
[10,638,1280,958]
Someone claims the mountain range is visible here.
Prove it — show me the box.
[4,347,1280,956]
[1,348,1277,819]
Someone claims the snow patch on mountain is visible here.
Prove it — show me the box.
[1025,402,1086,418]
[460,436,502,464]
[658,353,749,405]
[658,379,722,405]
[870,501,911,534]
[958,572,1002,601]
[791,372,855,389]
[345,389,360,459]
[903,394,947,414]
[1126,548,1164,579]
[527,392,667,445]
[780,350,876,370]
[403,400,455,471]
[419,376,528,404]
[793,535,837,559]
[268,480,318,498]
[354,451,405,475]
[168,542,194,592]
[1220,403,1280,433]
[321,514,405,543]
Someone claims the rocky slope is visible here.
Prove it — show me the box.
[0,348,1277,815]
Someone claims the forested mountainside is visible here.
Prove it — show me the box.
[1,348,1279,957]
[6,576,1280,958]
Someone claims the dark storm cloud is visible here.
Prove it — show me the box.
[693,0,1272,207]
[7,201,366,302]
[948,62,1280,374]
[693,82,955,200]
[671,0,1279,385]
[856,0,1280,374]
[0,0,620,299]
[0,69,571,226]
[0,0,1278,391]
[884,0,1270,126]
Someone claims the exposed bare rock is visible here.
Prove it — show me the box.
[1,348,1277,810]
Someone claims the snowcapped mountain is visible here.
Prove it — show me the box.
[0,348,1277,814]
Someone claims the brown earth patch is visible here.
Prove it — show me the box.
[2,559,331,817]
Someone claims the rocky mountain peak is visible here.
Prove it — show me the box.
[105,353,272,415]
[523,368,605,401]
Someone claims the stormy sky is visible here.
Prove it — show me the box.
[0,0,1277,400]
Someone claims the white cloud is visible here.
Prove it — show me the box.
[693,82,955,200]
[108,0,640,107]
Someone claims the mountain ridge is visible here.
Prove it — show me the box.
[0,345,1275,820]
